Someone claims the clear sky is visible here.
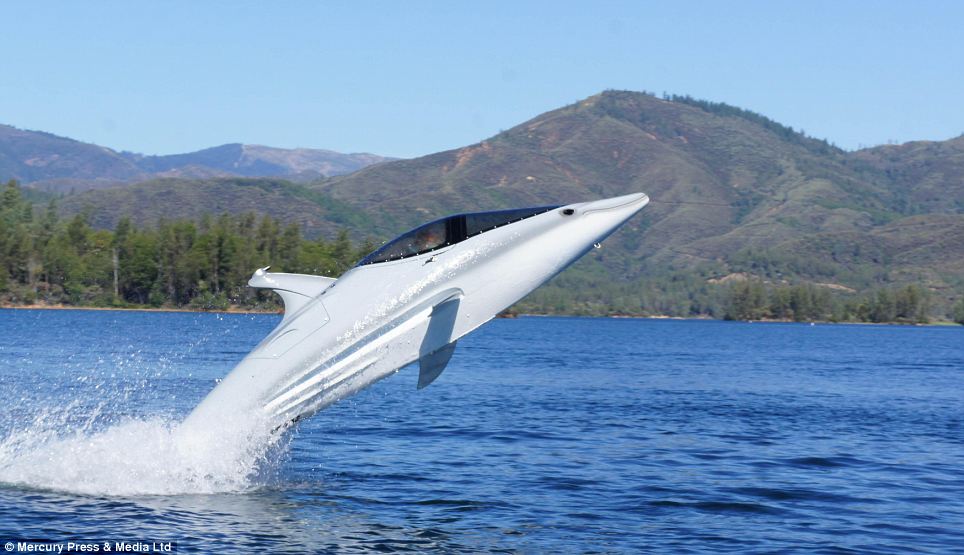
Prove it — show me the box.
[2,1,962,158]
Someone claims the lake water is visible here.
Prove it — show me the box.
[0,309,962,553]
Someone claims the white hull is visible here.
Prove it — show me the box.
[179,193,649,445]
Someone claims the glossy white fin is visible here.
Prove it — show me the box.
[418,341,457,389]
[248,267,336,318]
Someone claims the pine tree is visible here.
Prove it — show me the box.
[952,297,964,325]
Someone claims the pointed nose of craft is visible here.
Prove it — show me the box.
[556,192,649,248]
[578,192,649,214]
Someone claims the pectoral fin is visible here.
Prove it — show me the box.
[418,341,457,389]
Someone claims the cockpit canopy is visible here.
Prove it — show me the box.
[357,205,561,266]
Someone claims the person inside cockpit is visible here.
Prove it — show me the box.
[408,225,445,255]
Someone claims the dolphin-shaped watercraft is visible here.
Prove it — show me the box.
[180,193,648,440]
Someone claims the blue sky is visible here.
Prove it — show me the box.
[2,1,962,158]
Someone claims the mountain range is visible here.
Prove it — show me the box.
[311,92,964,307]
[0,123,393,192]
[5,91,963,316]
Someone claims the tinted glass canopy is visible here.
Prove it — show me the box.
[357,205,560,266]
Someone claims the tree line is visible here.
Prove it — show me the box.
[0,180,371,310]
[720,279,935,324]
[516,272,959,325]
[2,180,963,323]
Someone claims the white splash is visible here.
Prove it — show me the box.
[0,406,284,496]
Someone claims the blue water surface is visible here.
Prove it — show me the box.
[0,309,962,553]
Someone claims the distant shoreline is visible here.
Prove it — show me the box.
[0,303,281,315]
[1,303,957,326]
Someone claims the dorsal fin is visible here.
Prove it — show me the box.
[248,267,336,318]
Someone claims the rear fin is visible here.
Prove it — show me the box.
[418,341,456,389]
[248,266,336,319]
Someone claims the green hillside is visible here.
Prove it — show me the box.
[847,135,964,214]
[6,90,964,320]
[308,90,964,318]
[57,177,372,237]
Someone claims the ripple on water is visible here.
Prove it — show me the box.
[1,312,963,553]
